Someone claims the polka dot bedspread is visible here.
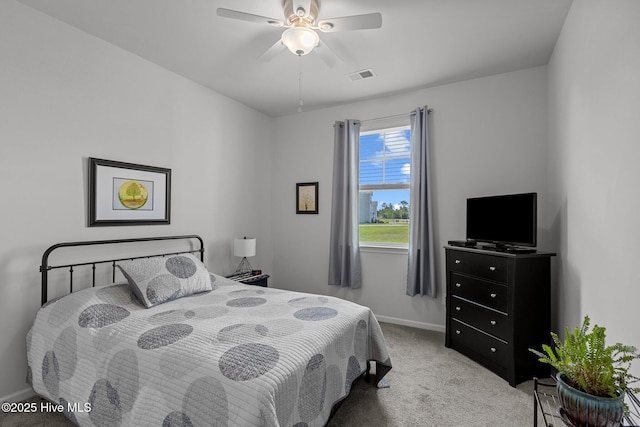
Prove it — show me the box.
[27,274,392,426]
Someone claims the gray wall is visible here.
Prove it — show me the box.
[5,0,639,404]
[271,66,550,330]
[0,1,274,401]
[547,0,640,377]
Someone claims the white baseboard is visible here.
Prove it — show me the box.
[1,387,35,403]
[375,315,445,333]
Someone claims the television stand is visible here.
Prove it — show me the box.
[445,245,556,386]
[505,247,536,254]
[481,244,537,254]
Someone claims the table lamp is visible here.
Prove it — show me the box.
[233,237,256,273]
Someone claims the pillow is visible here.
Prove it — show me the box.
[117,253,212,308]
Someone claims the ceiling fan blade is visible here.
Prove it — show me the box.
[313,40,342,68]
[292,0,312,19]
[257,39,287,62]
[216,8,284,27]
[318,13,382,32]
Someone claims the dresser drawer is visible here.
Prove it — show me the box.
[450,296,508,341]
[450,273,508,312]
[447,250,508,283]
[449,319,508,367]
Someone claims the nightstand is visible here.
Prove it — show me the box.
[226,272,269,287]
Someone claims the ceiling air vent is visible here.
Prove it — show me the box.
[347,69,376,81]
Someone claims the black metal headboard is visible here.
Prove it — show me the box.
[39,235,204,306]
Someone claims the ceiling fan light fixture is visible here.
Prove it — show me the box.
[281,26,319,56]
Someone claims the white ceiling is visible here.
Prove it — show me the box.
[18,0,572,117]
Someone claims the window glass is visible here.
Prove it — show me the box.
[359,125,411,245]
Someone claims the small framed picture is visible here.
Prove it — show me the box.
[296,182,318,214]
[88,157,171,226]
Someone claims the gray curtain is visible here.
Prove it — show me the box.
[407,107,436,297]
[328,120,362,288]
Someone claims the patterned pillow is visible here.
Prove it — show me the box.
[117,253,212,308]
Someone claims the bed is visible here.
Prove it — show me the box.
[27,235,392,426]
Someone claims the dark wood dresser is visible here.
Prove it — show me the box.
[444,246,555,386]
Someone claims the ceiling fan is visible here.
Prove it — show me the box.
[216,0,382,67]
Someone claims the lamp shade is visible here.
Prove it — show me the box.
[234,237,256,258]
[281,26,319,56]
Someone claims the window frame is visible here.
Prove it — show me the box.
[358,120,411,250]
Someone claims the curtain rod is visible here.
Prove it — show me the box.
[361,107,433,124]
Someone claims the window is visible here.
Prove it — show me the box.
[359,125,411,246]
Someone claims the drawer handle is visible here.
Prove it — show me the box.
[455,259,461,264]
[490,320,497,326]
[489,266,496,271]
[455,283,462,288]
[455,306,461,311]
[490,347,497,353]
[455,330,461,335]
[490,293,497,298]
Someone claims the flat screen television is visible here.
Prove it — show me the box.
[466,192,537,248]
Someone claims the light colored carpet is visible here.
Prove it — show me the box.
[1,322,537,426]
[327,322,536,426]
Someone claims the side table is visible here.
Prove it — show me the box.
[226,272,269,287]
[534,377,640,426]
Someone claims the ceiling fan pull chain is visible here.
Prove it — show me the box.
[298,55,304,113]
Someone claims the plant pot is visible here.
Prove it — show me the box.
[556,372,625,427]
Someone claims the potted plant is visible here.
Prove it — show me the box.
[530,315,640,427]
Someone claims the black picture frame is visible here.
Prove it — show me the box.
[88,157,171,226]
[296,182,318,214]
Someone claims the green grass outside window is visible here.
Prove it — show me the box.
[359,224,409,244]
